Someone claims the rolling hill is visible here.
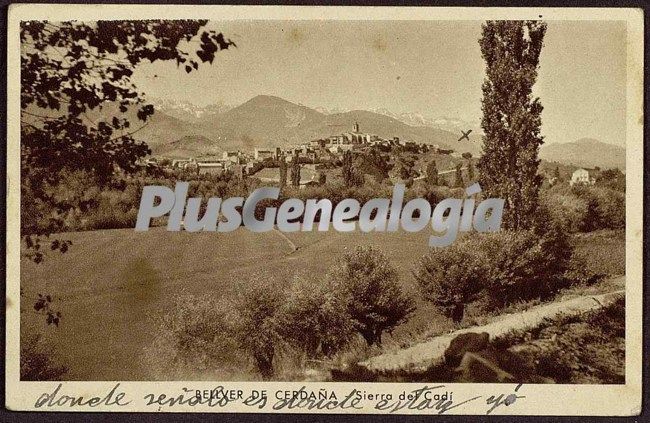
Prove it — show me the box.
[152,135,223,158]
[540,138,625,171]
[133,111,204,150]
[194,95,327,151]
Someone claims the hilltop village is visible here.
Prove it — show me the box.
[141,122,464,186]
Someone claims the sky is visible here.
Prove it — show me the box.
[132,20,627,147]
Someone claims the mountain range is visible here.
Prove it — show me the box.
[132,95,625,170]
[149,97,232,122]
[135,95,481,157]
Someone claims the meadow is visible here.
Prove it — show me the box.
[20,226,625,381]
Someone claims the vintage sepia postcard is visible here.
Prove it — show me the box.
[5,4,644,416]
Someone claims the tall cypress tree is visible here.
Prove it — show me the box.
[342,150,354,187]
[477,20,547,230]
[454,163,464,188]
[426,160,439,186]
[467,160,475,181]
[342,150,363,187]
[290,152,301,187]
[279,154,288,188]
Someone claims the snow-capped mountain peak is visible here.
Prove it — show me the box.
[146,97,233,121]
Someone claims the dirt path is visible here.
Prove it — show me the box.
[360,280,625,373]
[272,227,299,253]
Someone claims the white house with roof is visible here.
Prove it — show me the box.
[570,168,596,186]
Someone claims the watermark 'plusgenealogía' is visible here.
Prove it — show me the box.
[135,182,504,247]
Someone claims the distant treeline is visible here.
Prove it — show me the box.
[21,165,624,236]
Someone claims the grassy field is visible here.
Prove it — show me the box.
[20,227,626,381]
[21,227,441,380]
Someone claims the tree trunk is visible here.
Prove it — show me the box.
[254,353,274,380]
[361,329,376,346]
[451,303,465,324]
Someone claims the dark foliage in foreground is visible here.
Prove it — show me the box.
[21,20,234,262]
[21,334,68,381]
[415,214,573,323]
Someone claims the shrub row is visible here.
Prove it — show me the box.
[151,246,415,379]
[542,185,625,232]
[414,216,574,322]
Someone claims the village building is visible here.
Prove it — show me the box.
[172,158,194,169]
[328,135,346,145]
[329,144,354,153]
[222,151,241,164]
[254,148,275,161]
[197,162,225,175]
[570,168,596,186]
[327,122,373,146]
[310,139,326,148]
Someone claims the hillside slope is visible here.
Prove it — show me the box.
[152,135,223,158]
[540,138,625,170]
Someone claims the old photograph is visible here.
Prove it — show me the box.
[6,4,643,416]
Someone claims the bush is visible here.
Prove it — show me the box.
[328,246,415,346]
[595,168,625,192]
[570,230,625,277]
[542,192,589,232]
[415,216,573,321]
[147,275,354,380]
[482,218,572,308]
[278,277,355,357]
[563,255,604,286]
[590,187,625,230]
[414,237,488,323]
[233,275,286,379]
[542,185,625,233]
[144,294,242,379]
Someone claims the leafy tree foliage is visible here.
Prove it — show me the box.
[426,160,439,186]
[278,277,354,358]
[318,172,327,185]
[342,150,364,187]
[356,148,391,183]
[278,154,288,188]
[596,168,625,191]
[21,20,234,261]
[414,238,487,323]
[416,205,573,323]
[234,276,285,379]
[328,246,415,346]
[477,20,547,230]
[290,152,301,187]
[467,160,475,181]
[145,294,241,378]
[454,163,464,187]
[396,154,417,180]
[553,166,562,181]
